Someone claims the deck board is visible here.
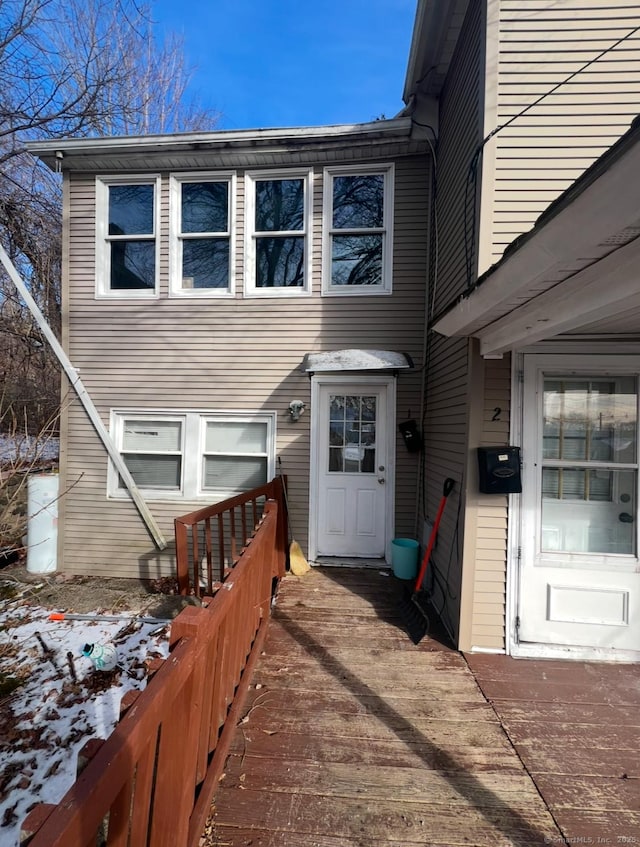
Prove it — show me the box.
[467,652,640,844]
[202,569,563,846]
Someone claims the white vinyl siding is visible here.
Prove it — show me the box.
[169,173,235,297]
[322,164,394,295]
[485,0,640,267]
[95,175,161,298]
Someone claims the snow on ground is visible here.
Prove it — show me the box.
[0,600,170,846]
[0,435,59,464]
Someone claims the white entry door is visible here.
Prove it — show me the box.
[518,354,640,655]
[312,378,394,559]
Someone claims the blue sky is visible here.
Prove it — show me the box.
[151,0,417,130]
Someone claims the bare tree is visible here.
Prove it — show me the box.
[0,0,219,433]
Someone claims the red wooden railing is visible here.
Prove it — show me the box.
[22,501,281,847]
[174,476,287,596]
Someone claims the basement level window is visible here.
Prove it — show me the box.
[108,410,276,500]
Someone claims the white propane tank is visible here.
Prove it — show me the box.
[27,473,59,574]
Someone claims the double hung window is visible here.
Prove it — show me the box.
[245,169,312,295]
[109,411,276,500]
[96,176,160,296]
[322,164,394,294]
[170,174,234,295]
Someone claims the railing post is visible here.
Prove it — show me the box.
[175,519,190,595]
[273,477,288,578]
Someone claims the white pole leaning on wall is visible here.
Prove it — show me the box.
[0,243,167,550]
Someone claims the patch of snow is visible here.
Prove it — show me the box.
[302,349,413,372]
[0,602,169,844]
[0,436,59,464]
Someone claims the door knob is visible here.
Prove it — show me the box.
[378,477,385,484]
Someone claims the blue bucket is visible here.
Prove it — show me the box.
[391,538,419,580]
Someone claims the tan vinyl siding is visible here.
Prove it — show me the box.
[423,0,484,644]
[468,353,512,651]
[486,0,640,266]
[60,154,430,577]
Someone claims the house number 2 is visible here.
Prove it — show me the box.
[492,407,502,422]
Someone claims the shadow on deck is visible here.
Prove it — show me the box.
[201,567,640,846]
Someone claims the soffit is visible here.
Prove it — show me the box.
[403,0,470,102]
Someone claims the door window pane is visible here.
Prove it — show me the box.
[542,468,636,555]
[543,378,637,463]
[541,375,638,556]
[328,394,376,473]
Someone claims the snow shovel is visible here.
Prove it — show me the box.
[400,477,455,644]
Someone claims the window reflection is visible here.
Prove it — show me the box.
[328,395,376,473]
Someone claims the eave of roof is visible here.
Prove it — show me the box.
[26,118,415,171]
[402,0,469,103]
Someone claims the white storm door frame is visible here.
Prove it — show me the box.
[508,351,640,661]
[309,373,396,562]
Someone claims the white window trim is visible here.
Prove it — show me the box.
[95,174,161,299]
[321,163,394,296]
[169,172,236,298]
[108,409,277,501]
[243,168,313,298]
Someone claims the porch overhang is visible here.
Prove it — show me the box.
[433,116,640,357]
[301,349,414,375]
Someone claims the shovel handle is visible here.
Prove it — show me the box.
[414,478,455,593]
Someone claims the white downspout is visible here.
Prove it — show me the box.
[0,243,167,550]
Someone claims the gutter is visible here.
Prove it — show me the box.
[0,244,167,551]
[25,118,413,168]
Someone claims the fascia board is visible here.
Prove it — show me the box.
[26,118,413,163]
[477,233,640,356]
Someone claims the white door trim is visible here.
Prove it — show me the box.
[508,352,640,660]
[309,374,396,562]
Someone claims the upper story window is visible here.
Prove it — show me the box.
[170,173,235,297]
[96,176,160,297]
[244,169,312,296]
[322,164,394,295]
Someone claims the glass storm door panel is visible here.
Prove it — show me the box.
[316,384,389,558]
[519,355,640,654]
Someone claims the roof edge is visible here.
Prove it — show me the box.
[25,117,413,160]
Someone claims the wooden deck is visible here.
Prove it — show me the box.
[201,568,568,846]
[467,653,640,843]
